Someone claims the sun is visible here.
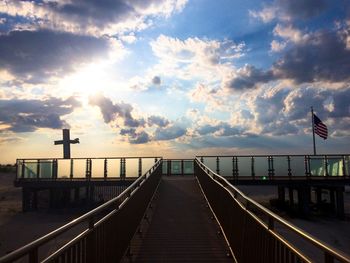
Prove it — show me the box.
[58,62,112,104]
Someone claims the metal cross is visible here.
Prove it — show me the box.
[54,129,79,159]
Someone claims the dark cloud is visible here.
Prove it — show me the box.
[52,0,133,27]
[0,30,109,82]
[278,0,328,20]
[197,122,243,136]
[154,125,186,140]
[89,94,144,127]
[228,27,350,90]
[0,97,80,132]
[225,65,274,90]
[152,76,161,85]
[147,115,169,127]
[120,128,151,144]
[273,30,350,83]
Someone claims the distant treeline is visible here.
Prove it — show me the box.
[0,164,16,172]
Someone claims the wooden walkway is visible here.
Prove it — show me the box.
[133,176,233,262]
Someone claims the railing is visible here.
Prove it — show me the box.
[197,154,350,179]
[16,156,162,180]
[195,158,350,263]
[0,159,163,263]
[162,159,194,175]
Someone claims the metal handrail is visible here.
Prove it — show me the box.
[16,156,162,161]
[195,158,350,263]
[0,159,163,263]
[197,154,350,157]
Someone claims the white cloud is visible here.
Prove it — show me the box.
[270,40,287,52]
[249,7,278,23]
[273,24,309,43]
[150,35,245,82]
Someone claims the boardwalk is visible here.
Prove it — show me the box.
[133,176,232,262]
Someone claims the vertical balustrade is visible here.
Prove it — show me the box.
[52,159,58,179]
[104,159,108,179]
[287,156,291,178]
[324,155,329,176]
[138,158,142,177]
[216,157,220,175]
[36,160,40,179]
[251,157,255,179]
[70,159,74,179]
[120,158,126,179]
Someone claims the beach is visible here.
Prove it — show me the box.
[0,172,81,257]
[0,171,349,259]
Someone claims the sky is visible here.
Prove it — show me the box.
[0,0,349,163]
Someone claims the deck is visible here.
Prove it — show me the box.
[132,176,232,262]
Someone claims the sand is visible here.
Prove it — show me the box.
[237,185,350,257]
[0,172,81,257]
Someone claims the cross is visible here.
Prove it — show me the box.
[54,129,79,159]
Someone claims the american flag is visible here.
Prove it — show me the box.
[313,114,328,140]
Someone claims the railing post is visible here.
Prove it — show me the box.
[287,156,292,178]
[104,158,108,179]
[342,155,347,177]
[324,155,329,177]
[324,252,334,263]
[181,160,184,176]
[200,156,204,163]
[86,217,96,263]
[216,157,220,175]
[70,159,74,179]
[167,160,171,176]
[37,159,40,179]
[29,247,38,263]
[251,157,255,180]
[52,159,58,179]
[22,160,25,179]
[138,158,142,177]
[270,156,274,179]
[304,155,310,178]
[86,159,92,179]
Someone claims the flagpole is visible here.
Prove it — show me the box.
[311,106,316,155]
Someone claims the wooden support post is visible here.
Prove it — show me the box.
[278,186,285,204]
[22,188,29,212]
[330,189,336,212]
[297,186,310,216]
[74,187,80,202]
[288,187,294,207]
[336,187,345,219]
[316,187,322,206]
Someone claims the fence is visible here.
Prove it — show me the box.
[16,157,162,180]
[195,158,350,263]
[0,160,163,263]
[197,155,350,179]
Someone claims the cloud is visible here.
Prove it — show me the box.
[89,94,144,127]
[152,76,161,85]
[0,96,80,132]
[154,125,186,140]
[147,115,169,127]
[150,35,245,81]
[227,26,350,89]
[249,0,328,23]
[273,29,350,83]
[224,65,274,91]
[0,29,112,82]
[1,0,188,35]
[120,128,151,144]
[196,122,243,137]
